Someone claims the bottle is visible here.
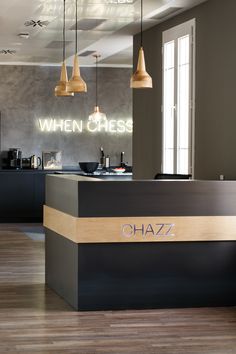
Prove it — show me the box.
[120,151,125,167]
[100,147,105,167]
[105,155,110,169]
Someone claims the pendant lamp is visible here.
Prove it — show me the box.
[67,0,87,93]
[130,0,152,89]
[55,0,74,97]
[88,54,107,123]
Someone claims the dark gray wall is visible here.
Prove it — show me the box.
[133,0,236,180]
[0,65,132,167]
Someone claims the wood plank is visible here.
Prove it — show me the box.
[44,205,236,243]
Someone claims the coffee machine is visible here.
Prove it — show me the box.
[8,148,22,169]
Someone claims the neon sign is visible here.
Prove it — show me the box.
[38,118,133,134]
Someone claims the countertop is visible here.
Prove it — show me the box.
[0,169,132,176]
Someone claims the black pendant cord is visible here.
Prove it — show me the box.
[140,0,143,47]
[63,0,66,62]
[95,56,98,107]
[75,0,78,54]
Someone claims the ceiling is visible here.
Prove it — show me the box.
[0,0,207,67]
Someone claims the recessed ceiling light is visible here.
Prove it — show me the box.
[18,33,30,39]
[79,50,97,57]
[70,19,107,31]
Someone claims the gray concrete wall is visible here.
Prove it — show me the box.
[0,65,132,167]
[133,0,236,180]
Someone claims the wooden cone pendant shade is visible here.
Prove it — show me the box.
[130,47,152,88]
[67,54,87,93]
[130,0,152,89]
[55,61,74,97]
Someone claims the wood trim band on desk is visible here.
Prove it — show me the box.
[43,205,236,244]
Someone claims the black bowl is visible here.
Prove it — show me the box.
[79,162,99,173]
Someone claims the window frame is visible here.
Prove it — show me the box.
[162,18,196,177]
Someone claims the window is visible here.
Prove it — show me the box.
[162,19,195,175]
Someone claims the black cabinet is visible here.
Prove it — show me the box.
[0,171,46,222]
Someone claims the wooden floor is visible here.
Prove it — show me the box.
[0,226,236,354]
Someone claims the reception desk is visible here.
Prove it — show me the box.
[44,175,236,310]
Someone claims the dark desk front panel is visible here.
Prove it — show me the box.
[46,229,236,311]
[77,242,236,310]
[45,178,236,218]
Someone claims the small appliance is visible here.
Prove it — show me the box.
[30,155,42,169]
[8,148,22,169]
[22,158,31,169]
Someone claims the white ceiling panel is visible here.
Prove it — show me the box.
[0,0,208,66]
